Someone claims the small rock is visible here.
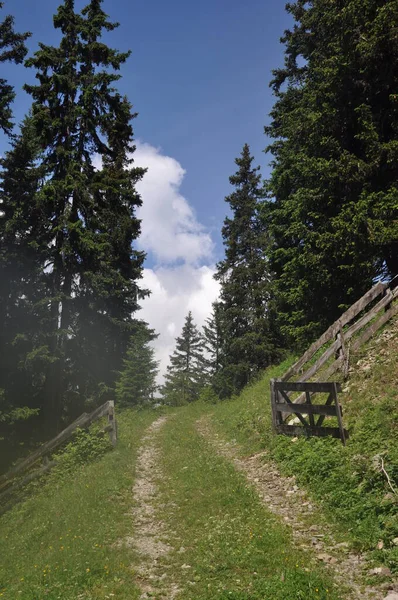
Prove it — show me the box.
[369,567,392,577]
[378,540,385,550]
[181,564,192,569]
[316,553,333,563]
[383,594,398,600]
[392,537,398,546]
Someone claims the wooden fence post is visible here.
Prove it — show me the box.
[107,401,117,447]
[270,380,277,429]
[333,382,346,446]
[338,322,350,379]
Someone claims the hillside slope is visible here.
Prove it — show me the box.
[0,410,344,599]
[0,319,396,599]
[210,316,398,575]
[0,410,157,599]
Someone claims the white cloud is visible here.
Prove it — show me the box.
[94,142,220,382]
[134,142,214,265]
[140,265,220,384]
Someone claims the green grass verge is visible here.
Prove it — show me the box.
[157,406,342,599]
[209,323,398,575]
[0,408,158,600]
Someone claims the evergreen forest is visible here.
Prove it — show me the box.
[0,0,397,451]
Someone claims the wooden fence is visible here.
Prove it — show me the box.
[271,275,398,440]
[271,380,348,444]
[283,276,398,388]
[0,400,117,504]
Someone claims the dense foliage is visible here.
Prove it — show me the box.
[116,322,158,406]
[0,2,30,135]
[202,301,224,381]
[0,0,147,432]
[263,0,398,347]
[0,4,31,426]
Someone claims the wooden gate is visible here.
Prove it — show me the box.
[270,380,348,444]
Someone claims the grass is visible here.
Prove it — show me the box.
[209,318,398,575]
[0,316,396,598]
[155,405,342,599]
[0,408,158,600]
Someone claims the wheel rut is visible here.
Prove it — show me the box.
[123,416,180,600]
[197,415,397,600]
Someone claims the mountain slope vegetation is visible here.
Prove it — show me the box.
[210,317,398,575]
[0,317,397,598]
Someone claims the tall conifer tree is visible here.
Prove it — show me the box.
[1,0,147,424]
[264,0,398,347]
[215,144,277,396]
[0,119,46,415]
[0,7,31,421]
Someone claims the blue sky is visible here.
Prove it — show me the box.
[3,0,292,374]
[5,0,291,258]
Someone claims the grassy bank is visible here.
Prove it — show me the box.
[0,409,157,600]
[156,407,342,599]
[209,319,398,574]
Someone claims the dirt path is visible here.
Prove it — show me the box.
[197,415,398,600]
[127,416,180,600]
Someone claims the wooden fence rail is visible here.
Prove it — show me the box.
[0,400,117,501]
[282,276,398,395]
[282,276,398,385]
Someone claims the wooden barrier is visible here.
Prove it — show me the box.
[271,380,348,444]
[0,400,117,500]
[276,277,398,419]
[282,276,398,385]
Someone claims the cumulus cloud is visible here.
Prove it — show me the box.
[134,142,214,265]
[131,142,220,382]
[140,265,220,382]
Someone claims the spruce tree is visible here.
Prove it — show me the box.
[0,2,30,135]
[162,312,205,405]
[202,301,224,379]
[215,144,278,396]
[264,0,398,347]
[0,4,31,419]
[2,0,147,425]
[116,322,158,406]
[0,118,46,418]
